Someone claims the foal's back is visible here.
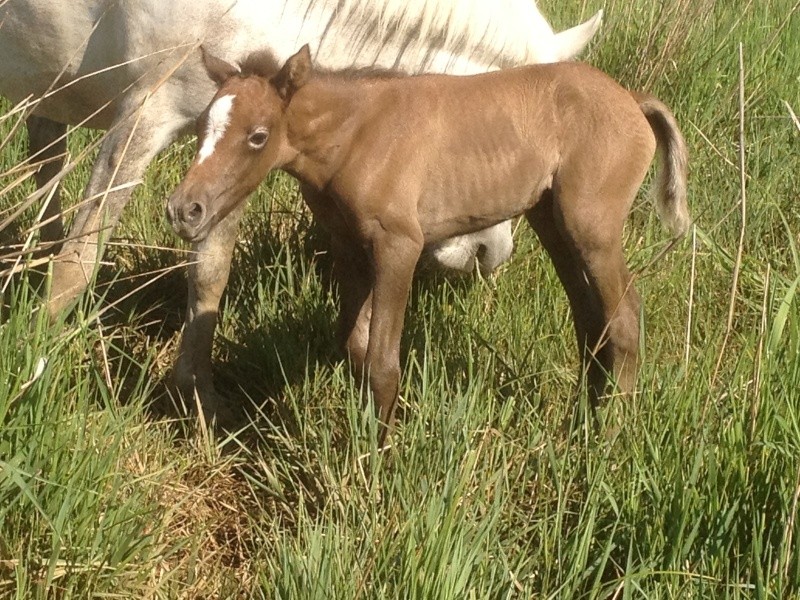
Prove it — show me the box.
[311,62,654,242]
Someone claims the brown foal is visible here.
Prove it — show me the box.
[167,45,689,439]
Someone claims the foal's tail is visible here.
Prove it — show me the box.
[633,91,691,237]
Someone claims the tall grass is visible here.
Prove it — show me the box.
[1,0,799,597]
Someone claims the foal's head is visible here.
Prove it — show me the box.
[167,46,312,243]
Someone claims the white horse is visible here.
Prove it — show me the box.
[0,0,601,415]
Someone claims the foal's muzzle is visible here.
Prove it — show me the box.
[167,194,209,243]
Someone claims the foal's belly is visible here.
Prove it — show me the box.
[417,169,552,243]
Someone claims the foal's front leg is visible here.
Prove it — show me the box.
[330,234,373,372]
[301,184,373,370]
[364,225,423,444]
[171,203,246,420]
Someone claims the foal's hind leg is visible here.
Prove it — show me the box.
[527,193,607,400]
[578,242,640,399]
[26,115,67,246]
[527,190,640,402]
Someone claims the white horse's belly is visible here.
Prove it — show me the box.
[0,0,217,125]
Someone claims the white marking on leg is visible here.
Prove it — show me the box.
[198,94,235,164]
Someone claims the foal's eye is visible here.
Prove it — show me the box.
[248,129,269,150]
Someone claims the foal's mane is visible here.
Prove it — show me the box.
[238,50,282,79]
[325,64,405,80]
[239,49,406,83]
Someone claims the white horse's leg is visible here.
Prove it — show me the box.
[47,95,183,316]
[170,202,246,421]
[26,115,67,246]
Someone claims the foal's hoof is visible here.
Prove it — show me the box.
[198,391,242,431]
[167,375,241,430]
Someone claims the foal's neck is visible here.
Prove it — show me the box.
[283,76,381,189]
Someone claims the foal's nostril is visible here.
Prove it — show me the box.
[183,202,205,225]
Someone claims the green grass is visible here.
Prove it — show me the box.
[1,0,799,597]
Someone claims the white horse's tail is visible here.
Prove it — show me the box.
[550,10,604,62]
[634,91,691,237]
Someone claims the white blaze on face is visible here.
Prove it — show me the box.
[198,94,236,164]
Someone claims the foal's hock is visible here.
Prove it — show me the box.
[168,46,690,440]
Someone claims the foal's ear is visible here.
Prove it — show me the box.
[271,44,313,101]
[201,46,241,86]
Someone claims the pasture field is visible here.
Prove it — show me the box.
[1,0,799,597]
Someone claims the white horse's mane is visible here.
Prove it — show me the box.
[297,0,577,71]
